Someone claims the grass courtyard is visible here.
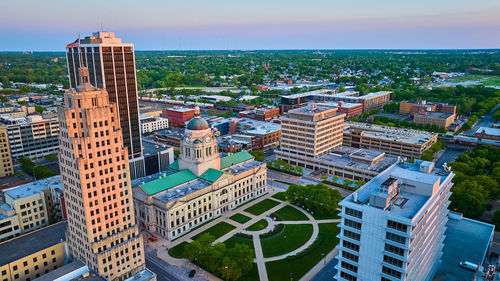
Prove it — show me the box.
[260,224,313,258]
[271,205,309,221]
[191,221,236,240]
[246,219,268,231]
[266,223,340,281]
[244,198,280,215]
[167,191,341,281]
[230,213,252,224]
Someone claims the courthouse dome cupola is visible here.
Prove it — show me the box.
[186,106,209,130]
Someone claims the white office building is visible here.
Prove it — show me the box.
[1,115,59,160]
[335,159,454,281]
[140,115,169,133]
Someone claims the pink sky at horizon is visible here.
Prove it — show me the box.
[1,0,499,51]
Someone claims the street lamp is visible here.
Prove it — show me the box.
[322,252,326,265]
[225,266,229,281]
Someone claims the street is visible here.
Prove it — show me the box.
[144,250,181,281]
[466,103,500,136]
[435,147,464,168]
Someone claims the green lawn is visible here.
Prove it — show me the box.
[447,74,500,87]
[168,241,188,258]
[223,235,256,258]
[260,224,313,258]
[246,219,268,231]
[192,221,236,240]
[483,76,500,87]
[271,205,309,221]
[272,192,287,201]
[230,213,252,224]
[266,223,340,281]
[244,199,280,215]
[311,211,339,220]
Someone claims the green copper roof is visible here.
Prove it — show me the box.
[220,150,254,170]
[140,169,197,195]
[169,160,179,170]
[199,168,224,182]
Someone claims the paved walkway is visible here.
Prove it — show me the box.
[253,233,268,281]
[156,189,340,281]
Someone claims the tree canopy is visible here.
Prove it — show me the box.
[449,145,500,219]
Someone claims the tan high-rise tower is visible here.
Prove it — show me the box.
[58,67,145,281]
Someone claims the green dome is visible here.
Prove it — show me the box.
[186,117,209,130]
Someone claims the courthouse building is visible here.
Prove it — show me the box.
[132,107,267,240]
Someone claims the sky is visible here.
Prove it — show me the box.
[1,0,500,51]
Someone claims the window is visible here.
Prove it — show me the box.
[344,230,360,241]
[382,266,402,279]
[343,240,359,252]
[385,243,405,256]
[386,232,406,245]
[345,208,362,219]
[387,220,408,233]
[383,255,404,268]
[340,271,357,281]
[341,261,358,273]
[344,219,361,230]
[342,251,359,262]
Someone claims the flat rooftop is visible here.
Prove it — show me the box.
[0,202,15,220]
[335,90,392,99]
[124,269,156,281]
[476,127,500,136]
[4,176,61,200]
[311,146,398,173]
[166,107,194,113]
[224,160,263,175]
[0,221,67,265]
[315,102,363,109]
[245,123,281,135]
[415,111,454,119]
[154,179,210,203]
[345,122,437,145]
[435,215,494,281]
[34,260,91,281]
[142,141,172,156]
[344,160,453,219]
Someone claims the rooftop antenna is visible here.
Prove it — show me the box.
[78,34,85,68]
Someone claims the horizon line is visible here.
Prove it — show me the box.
[1,48,500,53]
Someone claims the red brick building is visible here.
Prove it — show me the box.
[337,102,363,119]
[239,107,280,121]
[162,107,195,127]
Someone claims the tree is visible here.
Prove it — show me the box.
[285,184,342,216]
[44,153,58,161]
[250,150,264,162]
[35,105,46,113]
[174,150,180,159]
[449,180,486,219]
[208,107,218,116]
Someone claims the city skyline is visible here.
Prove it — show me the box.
[1,0,500,51]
